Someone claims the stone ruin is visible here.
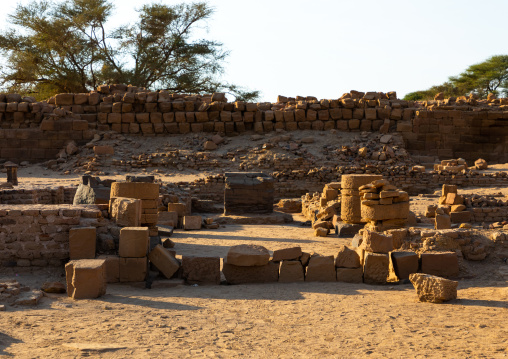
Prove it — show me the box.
[1,88,508,306]
[224,172,274,215]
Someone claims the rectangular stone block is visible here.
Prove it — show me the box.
[183,215,201,230]
[110,182,159,200]
[109,197,141,227]
[450,211,471,223]
[119,257,147,282]
[167,203,187,218]
[158,211,178,226]
[97,255,120,283]
[272,246,302,262]
[363,252,389,284]
[421,252,459,278]
[361,202,410,221]
[182,256,220,285]
[305,255,336,282]
[69,227,96,260]
[335,245,361,268]
[148,244,180,279]
[119,227,149,258]
[278,260,304,283]
[222,261,279,284]
[360,230,394,254]
[336,267,363,283]
[390,251,418,280]
[65,259,106,299]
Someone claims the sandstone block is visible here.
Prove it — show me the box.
[336,223,364,237]
[341,174,383,190]
[336,267,363,283]
[69,227,96,260]
[335,245,361,268]
[278,260,305,282]
[450,211,471,223]
[226,244,270,266]
[55,93,74,106]
[222,261,279,284]
[390,251,418,280]
[361,202,410,221]
[360,230,394,254]
[183,216,202,230]
[158,211,178,226]
[272,246,302,262]
[182,256,220,285]
[442,184,457,196]
[167,203,187,218]
[409,273,458,303]
[119,227,149,258]
[148,244,180,279]
[421,252,459,278]
[435,214,451,230]
[110,182,159,200]
[119,257,147,282]
[363,252,389,284]
[97,255,120,283]
[305,255,336,282]
[65,259,106,299]
[314,227,329,237]
[109,197,141,227]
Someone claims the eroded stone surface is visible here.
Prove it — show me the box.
[409,273,458,303]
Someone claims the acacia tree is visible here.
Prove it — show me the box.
[404,55,508,101]
[0,0,258,101]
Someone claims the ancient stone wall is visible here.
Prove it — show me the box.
[0,187,77,205]
[0,204,111,267]
[2,86,508,163]
[399,108,508,163]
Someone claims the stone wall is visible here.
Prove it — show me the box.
[399,108,508,163]
[0,204,111,267]
[2,86,508,164]
[0,187,77,205]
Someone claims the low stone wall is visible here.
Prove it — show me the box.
[0,204,112,267]
[0,187,77,205]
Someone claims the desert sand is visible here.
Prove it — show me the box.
[1,220,507,358]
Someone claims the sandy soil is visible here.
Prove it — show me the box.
[1,222,507,358]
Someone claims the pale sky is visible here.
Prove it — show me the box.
[1,0,508,101]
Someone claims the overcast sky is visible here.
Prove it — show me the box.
[1,0,508,101]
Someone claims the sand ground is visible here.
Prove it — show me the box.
[1,222,507,358]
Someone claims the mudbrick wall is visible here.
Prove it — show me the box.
[1,86,508,163]
[0,204,115,267]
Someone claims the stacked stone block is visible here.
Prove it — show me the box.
[222,244,279,284]
[110,181,160,236]
[118,227,149,282]
[224,172,274,215]
[359,179,410,231]
[341,174,383,224]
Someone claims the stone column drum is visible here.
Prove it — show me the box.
[340,174,383,223]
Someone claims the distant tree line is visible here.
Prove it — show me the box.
[404,55,508,101]
[0,0,258,101]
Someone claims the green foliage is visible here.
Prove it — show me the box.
[404,55,508,101]
[449,55,508,98]
[0,0,258,101]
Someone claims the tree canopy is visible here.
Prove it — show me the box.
[403,55,508,101]
[0,0,258,101]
